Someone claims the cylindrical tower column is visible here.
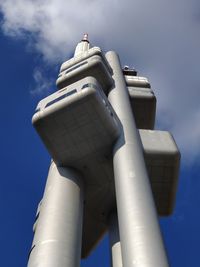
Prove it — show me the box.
[106,51,169,267]
[28,161,84,267]
[108,212,123,267]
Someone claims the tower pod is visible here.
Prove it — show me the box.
[32,77,120,166]
[56,47,113,93]
[125,75,156,129]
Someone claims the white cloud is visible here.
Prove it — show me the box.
[0,0,199,162]
[30,68,54,95]
[0,0,111,61]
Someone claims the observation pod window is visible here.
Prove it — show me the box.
[45,89,77,108]
[82,83,98,90]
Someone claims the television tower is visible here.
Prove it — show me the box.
[27,35,180,267]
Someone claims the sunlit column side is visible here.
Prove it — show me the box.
[106,51,169,267]
[28,161,84,267]
[108,212,123,267]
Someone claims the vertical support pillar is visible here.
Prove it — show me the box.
[108,212,123,267]
[106,51,169,267]
[28,161,84,267]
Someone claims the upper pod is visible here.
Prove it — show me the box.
[56,35,113,94]
[124,70,156,129]
[33,76,121,166]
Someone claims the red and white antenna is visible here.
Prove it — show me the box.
[82,33,89,43]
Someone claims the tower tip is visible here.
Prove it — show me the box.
[82,33,89,43]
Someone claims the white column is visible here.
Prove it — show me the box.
[28,161,84,267]
[108,212,123,267]
[106,51,169,267]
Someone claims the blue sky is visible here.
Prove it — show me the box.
[0,1,200,266]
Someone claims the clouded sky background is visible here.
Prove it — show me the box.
[0,0,199,266]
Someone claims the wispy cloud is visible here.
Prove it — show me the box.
[30,68,54,96]
[0,0,199,162]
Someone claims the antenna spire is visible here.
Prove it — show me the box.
[74,33,91,56]
[82,33,89,43]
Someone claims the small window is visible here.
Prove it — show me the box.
[45,89,77,108]
[82,83,98,90]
